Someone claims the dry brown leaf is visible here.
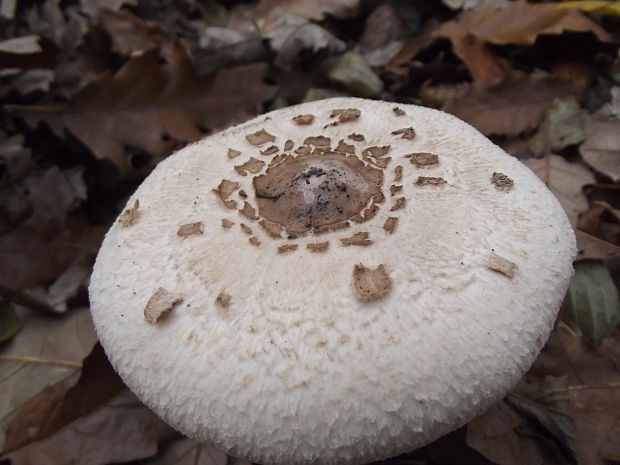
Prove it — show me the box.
[580,117,620,182]
[100,9,176,58]
[436,0,611,47]
[8,43,276,172]
[467,401,545,465]
[0,307,97,450]
[436,72,586,136]
[575,230,620,261]
[79,0,137,18]
[2,390,176,465]
[143,437,252,465]
[255,0,360,22]
[3,343,124,452]
[524,154,595,226]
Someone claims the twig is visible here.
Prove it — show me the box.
[0,355,82,368]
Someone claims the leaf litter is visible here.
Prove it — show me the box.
[1,0,620,464]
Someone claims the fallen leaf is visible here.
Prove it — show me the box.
[255,0,361,22]
[328,51,384,98]
[2,390,175,465]
[575,230,620,261]
[359,3,405,67]
[3,343,124,452]
[0,307,97,449]
[436,0,611,47]
[0,36,42,54]
[442,0,509,9]
[529,98,587,157]
[580,116,620,182]
[435,71,586,137]
[99,9,175,58]
[507,376,576,457]
[79,0,137,18]
[467,400,545,465]
[8,43,277,172]
[143,437,253,465]
[263,12,346,70]
[523,154,595,226]
[25,264,91,313]
[10,69,55,95]
[564,261,620,346]
[0,303,21,345]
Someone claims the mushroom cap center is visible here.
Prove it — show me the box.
[253,152,383,234]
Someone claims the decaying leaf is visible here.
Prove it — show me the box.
[255,0,361,22]
[580,116,620,182]
[143,288,183,324]
[575,230,620,261]
[524,154,595,226]
[141,437,252,465]
[564,261,620,346]
[530,98,587,157]
[436,72,587,137]
[0,307,97,450]
[8,44,276,172]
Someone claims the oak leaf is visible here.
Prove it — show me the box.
[8,43,277,172]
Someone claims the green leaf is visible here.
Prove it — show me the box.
[0,302,22,344]
[564,261,620,346]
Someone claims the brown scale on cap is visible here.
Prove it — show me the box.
[390,197,406,211]
[239,202,259,220]
[392,127,416,140]
[384,217,398,234]
[335,140,355,154]
[119,199,140,227]
[295,146,311,155]
[390,185,403,196]
[304,136,331,147]
[214,180,239,209]
[249,237,261,247]
[177,222,204,237]
[235,158,265,176]
[227,149,241,159]
[325,108,361,128]
[216,292,231,309]
[221,219,234,229]
[491,172,514,192]
[361,146,391,168]
[144,288,183,324]
[487,252,517,278]
[253,152,383,236]
[394,165,403,182]
[307,241,329,252]
[416,176,447,186]
[260,145,279,155]
[278,244,298,254]
[393,107,405,116]
[406,152,439,168]
[246,129,275,146]
[293,114,314,125]
[240,223,253,235]
[353,264,391,301]
[341,232,372,246]
[348,133,365,142]
[284,140,294,151]
[259,219,283,238]
[238,190,248,198]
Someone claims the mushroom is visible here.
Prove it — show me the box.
[89,98,576,465]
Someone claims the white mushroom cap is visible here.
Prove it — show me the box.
[89,98,576,465]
